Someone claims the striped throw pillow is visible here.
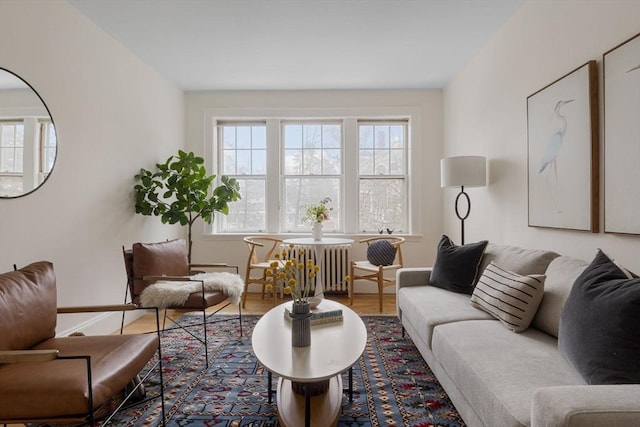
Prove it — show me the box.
[366,240,397,266]
[471,261,546,332]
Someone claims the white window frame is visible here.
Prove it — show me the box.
[205,106,422,237]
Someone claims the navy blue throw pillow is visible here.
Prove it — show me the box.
[558,250,640,385]
[429,235,488,295]
[367,240,397,266]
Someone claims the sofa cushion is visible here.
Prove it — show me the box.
[470,261,546,332]
[479,243,559,276]
[397,285,494,349]
[366,239,397,266]
[0,261,57,351]
[558,250,640,385]
[429,235,488,294]
[531,255,588,337]
[432,320,585,427]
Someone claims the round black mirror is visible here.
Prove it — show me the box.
[0,68,57,198]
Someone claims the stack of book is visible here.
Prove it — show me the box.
[284,300,343,325]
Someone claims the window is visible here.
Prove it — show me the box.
[358,121,407,233]
[40,120,56,177]
[282,122,342,232]
[210,109,415,235]
[217,122,267,232]
[0,121,24,173]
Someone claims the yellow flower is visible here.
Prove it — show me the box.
[265,283,273,292]
[297,262,304,270]
[274,253,280,259]
[266,269,274,276]
[344,275,351,282]
[313,265,320,272]
[278,272,286,280]
[306,259,313,267]
[309,272,316,279]
[288,278,297,286]
[285,261,293,268]
[283,286,292,295]
[270,261,278,268]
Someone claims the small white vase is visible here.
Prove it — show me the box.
[312,222,323,241]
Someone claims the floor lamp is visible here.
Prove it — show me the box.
[440,156,487,245]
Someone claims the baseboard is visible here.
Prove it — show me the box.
[56,309,145,337]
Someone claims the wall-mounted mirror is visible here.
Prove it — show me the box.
[0,68,56,198]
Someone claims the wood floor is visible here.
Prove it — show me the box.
[121,292,396,334]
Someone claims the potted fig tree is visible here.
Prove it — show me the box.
[134,150,240,262]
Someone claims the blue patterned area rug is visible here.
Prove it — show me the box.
[111,314,465,427]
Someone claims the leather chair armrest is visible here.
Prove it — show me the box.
[142,274,194,282]
[190,263,239,273]
[0,349,59,363]
[57,303,138,314]
[190,263,228,268]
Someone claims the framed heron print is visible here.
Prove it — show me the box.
[527,61,599,232]
[604,32,640,235]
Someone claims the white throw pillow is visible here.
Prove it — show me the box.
[471,261,546,333]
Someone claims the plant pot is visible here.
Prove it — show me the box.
[312,222,323,241]
[290,301,312,347]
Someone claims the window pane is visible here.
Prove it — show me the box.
[284,149,300,175]
[253,126,266,149]
[303,124,321,148]
[374,150,390,175]
[237,150,251,174]
[284,124,302,148]
[1,148,12,171]
[236,126,251,149]
[324,149,341,174]
[359,149,374,175]
[252,149,266,174]
[390,125,404,148]
[220,179,266,231]
[390,149,404,175]
[283,178,340,231]
[222,126,235,149]
[374,126,389,149]
[323,124,341,148]
[222,150,236,175]
[359,178,406,233]
[359,126,373,149]
[303,149,322,175]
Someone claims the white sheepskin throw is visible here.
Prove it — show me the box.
[140,272,244,308]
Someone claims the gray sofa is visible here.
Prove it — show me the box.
[396,243,640,427]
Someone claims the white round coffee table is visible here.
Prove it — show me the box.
[251,299,367,427]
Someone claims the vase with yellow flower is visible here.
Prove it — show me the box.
[266,245,320,347]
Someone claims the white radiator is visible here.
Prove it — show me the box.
[285,245,351,292]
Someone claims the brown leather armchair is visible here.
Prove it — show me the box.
[0,261,165,426]
[122,238,243,367]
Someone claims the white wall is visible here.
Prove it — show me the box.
[444,1,640,270]
[0,1,184,334]
[185,90,444,291]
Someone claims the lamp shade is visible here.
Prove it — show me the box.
[440,156,487,188]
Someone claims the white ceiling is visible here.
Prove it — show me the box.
[67,0,523,92]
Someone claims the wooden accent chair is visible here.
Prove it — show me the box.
[122,238,243,367]
[242,236,283,308]
[0,261,165,426]
[349,236,405,312]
